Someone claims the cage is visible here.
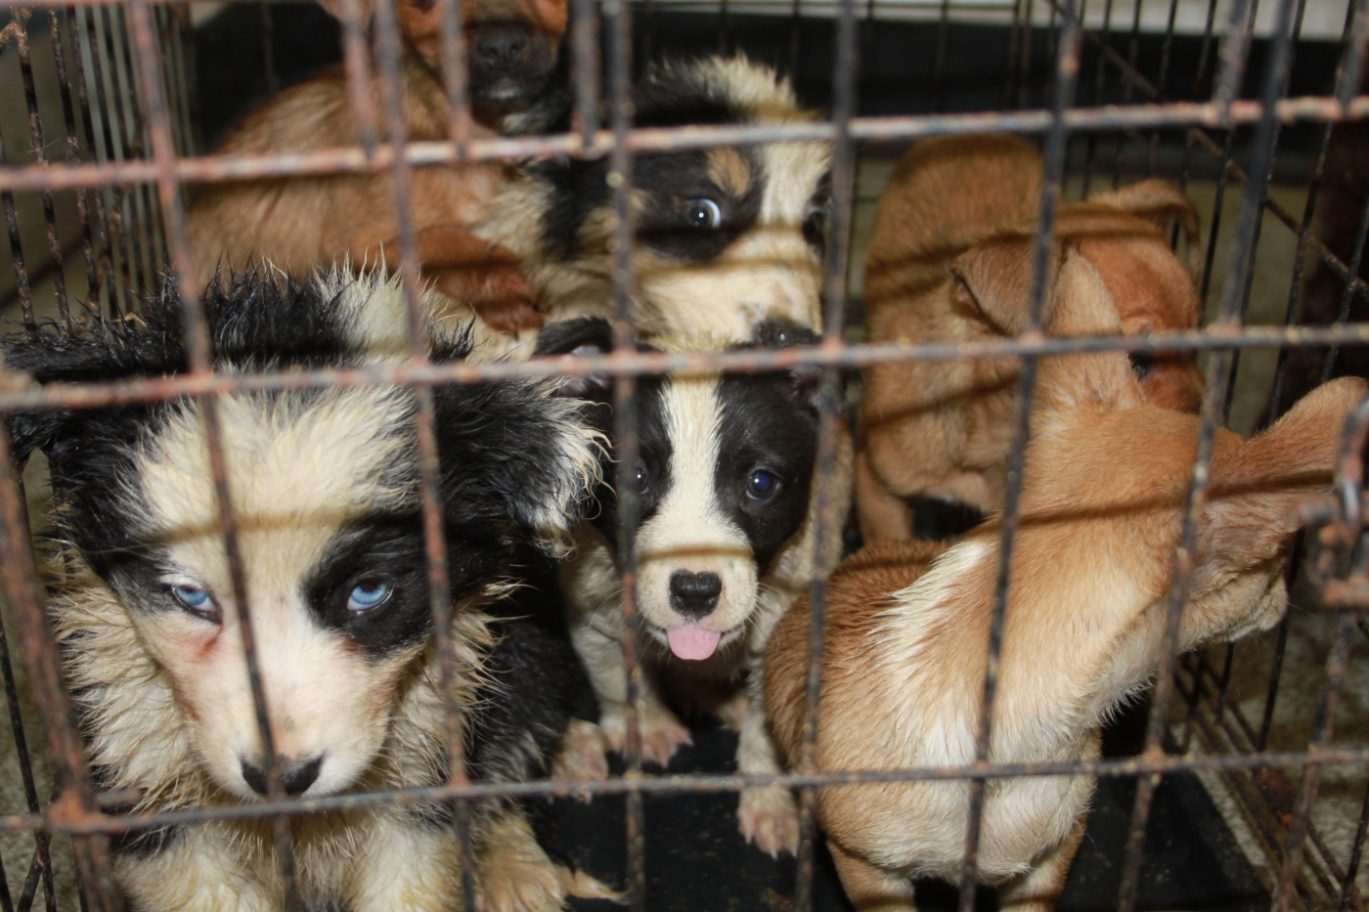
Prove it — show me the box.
[0,0,1366,910]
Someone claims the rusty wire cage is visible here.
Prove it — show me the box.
[0,0,1367,909]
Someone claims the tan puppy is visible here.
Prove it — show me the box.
[765,249,1366,911]
[186,0,568,335]
[857,133,1205,542]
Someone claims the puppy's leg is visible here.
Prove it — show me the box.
[855,449,915,543]
[829,840,917,912]
[551,717,611,794]
[116,825,279,912]
[572,619,692,767]
[736,678,799,856]
[995,814,1085,912]
[476,807,622,912]
[349,811,466,912]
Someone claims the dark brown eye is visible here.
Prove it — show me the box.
[685,198,723,230]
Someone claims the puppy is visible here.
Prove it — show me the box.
[476,55,833,341]
[185,0,569,334]
[765,249,1367,910]
[857,133,1206,542]
[4,268,615,912]
[535,316,850,857]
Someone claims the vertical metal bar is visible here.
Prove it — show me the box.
[436,0,470,156]
[336,0,377,157]
[122,0,307,905]
[1079,0,1113,196]
[1146,0,1183,175]
[0,128,35,329]
[13,8,73,326]
[71,5,121,318]
[257,0,278,99]
[1113,0,1146,184]
[1320,190,1369,384]
[1213,0,1257,114]
[600,0,644,906]
[794,0,858,905]
[1115,3,1299,908]
[1339,781,1369,910]
[0,428,117,911]
[956,7,1080,912]
[370,0,480,901]
[46,8,102,322]
[570,0,599,147]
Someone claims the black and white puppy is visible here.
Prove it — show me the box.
[476,55,832,341]
[4,268,615,912]
[535,316,847,858]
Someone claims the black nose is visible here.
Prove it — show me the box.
[472,24,531,68]
[240,755,323,797]
[669,570,722,619]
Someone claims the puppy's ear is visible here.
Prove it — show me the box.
[532,317,614,400]
[750,317,844,415]
[1199,376,1368,575]
[950,235,1063,337]
[436,378,602,557]
[1088,179,1202,280]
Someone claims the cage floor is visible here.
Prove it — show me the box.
[539,699,1266,912]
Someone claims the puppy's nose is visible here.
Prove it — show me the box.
[240,755,324,797]
[472,24,530,68]
[669,570,722,619]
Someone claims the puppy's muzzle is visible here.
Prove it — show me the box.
[669,570,722,619]
[240,754,324,797]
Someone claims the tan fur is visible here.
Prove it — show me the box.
[765,252,1367,910]
[186,0,567,337]
[857,133,1206,542]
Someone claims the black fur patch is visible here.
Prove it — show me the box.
[533,60,768,264]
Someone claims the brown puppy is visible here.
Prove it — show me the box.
[765,250,1366,911]
[186,0,568,335]
[857,134,1205,542]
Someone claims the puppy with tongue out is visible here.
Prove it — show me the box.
[536,316,844,857]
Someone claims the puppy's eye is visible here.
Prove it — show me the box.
[1129,352,1154,379]
[684,198,723,230]
[745,469,781,502]
[631,462,650,496]
[347,579,394,614]
[170,584,220,622]
[802,203,826,248]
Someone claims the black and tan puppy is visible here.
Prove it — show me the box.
[477,55,834,342]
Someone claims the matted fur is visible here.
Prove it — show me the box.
[476,55,833,343]
[765,252,1368,911]
[6,267,610,912]
[857,133,1206,543]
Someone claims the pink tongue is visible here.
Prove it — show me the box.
[666,624,722,661]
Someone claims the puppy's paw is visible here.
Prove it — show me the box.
[714,690,749,732]
[599,704,692,768]
[739,784,800,858]
[551,719,611,801]
[477,838,566,912]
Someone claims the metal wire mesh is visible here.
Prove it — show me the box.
[0,0,1366,910]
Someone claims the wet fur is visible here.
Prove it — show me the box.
[5,268,612,912]
[766,250,1367,911]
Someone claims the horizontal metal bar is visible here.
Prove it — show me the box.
[0,95,1364,194]
[3,323,1368,416]
[1,745,1366,839]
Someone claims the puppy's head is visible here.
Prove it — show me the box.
[515,56,832,340]
[7,267,598,801]
[536,316,832,662]
[318,0,568,124]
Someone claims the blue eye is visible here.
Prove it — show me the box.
[170,584,218,620]
[347,580,393,614]
[746,469,780,501]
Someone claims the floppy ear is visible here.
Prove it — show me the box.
[950,234,1064,337]
[1088,179,1202,280]
[1199,376,1368,573]
[750,317,845,415]
[532,316,615,400]
[435,377,602,557]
